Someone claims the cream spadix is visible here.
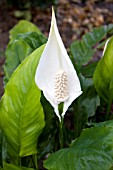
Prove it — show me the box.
[35,8,82,121]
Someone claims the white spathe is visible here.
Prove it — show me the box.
[35,8,82,121]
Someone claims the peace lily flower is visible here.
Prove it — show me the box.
[35,8,82,121]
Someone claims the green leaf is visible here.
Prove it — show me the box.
[4,39,33,85]
[71,40,95,66]
[93,36,113,103]
[0,45,45,158]
[44,121,113,170]
[9,20,41,41]
[4,20,46,85]
[2,136,8,165]
[0,130,3,167]
[78,74,100,118]
[70,24,113,66]
[3,162,35,170]
[81,61,98,78]
[4,32,47,85]
[13,32,47,50]
[38,94,58,157]
[73,74,100,137]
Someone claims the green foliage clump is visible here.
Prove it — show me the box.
[1,18,113,170]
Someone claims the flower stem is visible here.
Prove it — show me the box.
[106,96,112,120]
[75,112,79,138]
[33,154,38,169]
[58,102,64,148]
[19,157,21,166]
[59,118,64,148]
[73,103,80,138]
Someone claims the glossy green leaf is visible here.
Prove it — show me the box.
[70,24,113,66]
[44,120,113,170]
[0,130,3,167]
[0,45,45,157]
[93,36,113,103]
[9,20,41,41]
[3,162,35,170]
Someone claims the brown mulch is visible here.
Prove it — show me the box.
[0,0,113,97]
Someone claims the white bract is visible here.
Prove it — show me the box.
[35,8,82,121]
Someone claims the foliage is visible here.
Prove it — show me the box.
[44,120,113,170]
[1,18,113,170]
[70,24,113,69]
[4,20,47,85]
[3,162,35,170]
[0,45,45,160]
[93,37,113,103]
[72,74,100,137]
[9,20,41,41]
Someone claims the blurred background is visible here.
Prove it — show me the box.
[0,0,113,95]
[1,0,113,51]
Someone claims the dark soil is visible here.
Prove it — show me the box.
[0,0,113,97]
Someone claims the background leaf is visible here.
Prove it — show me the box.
[13,32,47,50]
[93,36,113,103]
[4,39,32,85]
[9,20,41,42]
[0,45,45,159]
[70,24,113,67]
[73,74,100,137]
[38,94,56,157]
[81,61,98,78]
[37,94,61,159]
[3,162,35,170]
[44,120,113,170]
[78,74,100,117]
[4,20,47,85]
[4,32,47,85]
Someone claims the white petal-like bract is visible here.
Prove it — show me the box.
[35,8,82,121]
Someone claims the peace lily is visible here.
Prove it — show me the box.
[35,8,82,121]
